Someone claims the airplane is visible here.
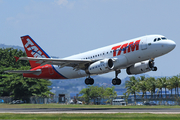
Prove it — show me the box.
[5,35,176,85]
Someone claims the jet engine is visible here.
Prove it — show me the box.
[86,58,114,74]
[126,60,157,75]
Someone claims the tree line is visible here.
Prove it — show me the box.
[125,75,180,101]
[79,86,117,104]
[0,48,52,101]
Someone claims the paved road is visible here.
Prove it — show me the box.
[0,108,180,114]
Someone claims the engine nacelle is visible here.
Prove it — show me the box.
[86,58,114,74]
[126,60,156,75]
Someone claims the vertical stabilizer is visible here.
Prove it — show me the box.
[21,35,50,68]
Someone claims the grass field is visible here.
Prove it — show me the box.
[0,113,180,120]
[1,103,180,109]
[0,104,180,119]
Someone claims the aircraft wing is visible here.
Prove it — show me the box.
[17,57,96,70]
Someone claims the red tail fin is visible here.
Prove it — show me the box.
[21,35,50,68]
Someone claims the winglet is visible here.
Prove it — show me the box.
[14,56,19,62]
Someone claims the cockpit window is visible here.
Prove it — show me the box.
[154,37,167,42]
[161,37,167,40]
[157,38,161,41]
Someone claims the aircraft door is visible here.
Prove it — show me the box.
[141,37,147,50]
[49,66,54,75]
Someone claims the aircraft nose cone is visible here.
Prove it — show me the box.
[168,40,176,50]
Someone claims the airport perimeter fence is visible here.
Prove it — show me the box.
[1,95,180,105]
[127,94,180,105]
[0,96,59,104]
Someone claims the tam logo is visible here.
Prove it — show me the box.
[25,38,46,58]
[112,40,141,57]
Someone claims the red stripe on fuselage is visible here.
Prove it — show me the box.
[23,65,66,79]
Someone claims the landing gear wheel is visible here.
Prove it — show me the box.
[85,77,94,85]
[153,67,157,71]
[89,78,94,85]
[85,78,90,85]
[116,78,121,85]
[112,78,121,85]
[112,79,117,85]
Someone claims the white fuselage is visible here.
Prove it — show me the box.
[53,34,176,79]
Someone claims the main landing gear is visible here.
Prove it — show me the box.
[112,70,121,85]
[85,77,94,85]
[84,70,122,85]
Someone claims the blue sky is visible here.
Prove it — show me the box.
[0,0,179,79]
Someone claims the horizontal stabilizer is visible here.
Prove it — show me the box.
[5,69,41,75]
[14,56,19,62]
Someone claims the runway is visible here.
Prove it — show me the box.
[0,108,180,114]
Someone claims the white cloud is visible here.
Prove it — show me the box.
[56,0,68,6]
[6,17,18,23]
[55,0,74,8]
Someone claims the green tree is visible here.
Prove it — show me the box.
[125,76,139,105]
[156,77,168,98]
[0,73,52,101]
[79,87,91,104]
[79,86,117,105]
[138,76,147,100]
[0,48,29,68]
[167,77,175,97]
[146,77,156,98]
[171,75,180,96]
[123,92,129,105]
[89,86,101,104]
[0,48,53,101]
[138,76,147,98]
[104,86,117,104]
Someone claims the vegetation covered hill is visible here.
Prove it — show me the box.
[0,44,24,51]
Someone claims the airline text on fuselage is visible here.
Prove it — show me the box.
[111,40,141,57]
